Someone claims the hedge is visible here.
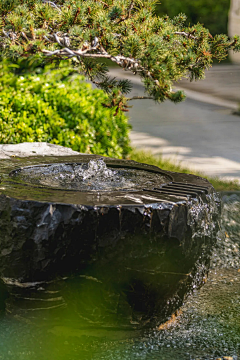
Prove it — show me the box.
[0,62,131,158]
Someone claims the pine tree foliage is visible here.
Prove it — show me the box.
[0,0,240,113]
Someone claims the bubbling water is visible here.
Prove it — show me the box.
[57,158,132,190]
[11,158,170,191]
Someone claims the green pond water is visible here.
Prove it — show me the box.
[0,192,239,360]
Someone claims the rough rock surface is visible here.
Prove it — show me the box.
[0,144,221,327]
[0,142,81,159]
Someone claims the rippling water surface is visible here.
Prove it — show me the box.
[10,158,170,191]
[0,192,239,360]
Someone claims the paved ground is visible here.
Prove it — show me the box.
[108,65,240,182]
[178,64,240,105]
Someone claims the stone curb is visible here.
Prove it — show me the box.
[0,142,82,160]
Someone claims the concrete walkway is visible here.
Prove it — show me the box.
[178,64,240,106]
[109,65,240,182]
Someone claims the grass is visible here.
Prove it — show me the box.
[128,149,240,192]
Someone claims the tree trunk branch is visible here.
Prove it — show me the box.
[128,96,154,100]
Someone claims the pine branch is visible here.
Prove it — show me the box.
[174,31,197,40]
[128,96,154,100]
[41,33,165,96]
[0,0,239,113]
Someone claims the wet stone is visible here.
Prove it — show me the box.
[0,154,220,328]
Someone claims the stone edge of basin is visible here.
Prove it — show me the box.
[0,142,83,159]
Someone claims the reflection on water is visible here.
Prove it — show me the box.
[0,192,239,360]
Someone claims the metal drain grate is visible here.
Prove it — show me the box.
[144,182,209,200]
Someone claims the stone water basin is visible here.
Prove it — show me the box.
[0,154,220,328]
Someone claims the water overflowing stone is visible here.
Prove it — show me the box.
[0,154,220,330]
[211,192,240,270]
[187,192,221,239]
[0,147,238,359]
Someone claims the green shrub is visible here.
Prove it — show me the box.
[156,0,230,36]
[0,62,131,158]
